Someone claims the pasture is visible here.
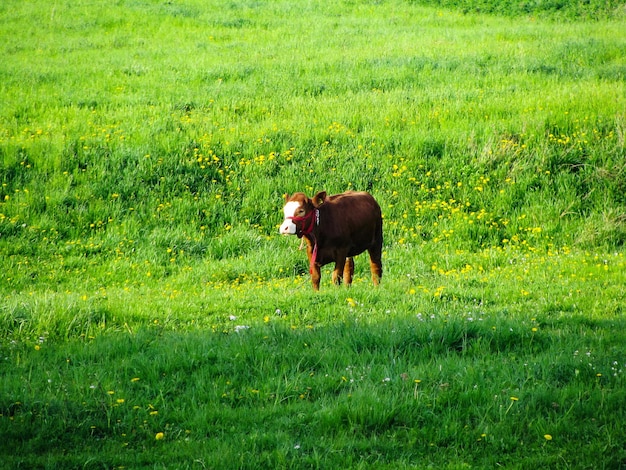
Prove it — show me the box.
[1,0,626,468]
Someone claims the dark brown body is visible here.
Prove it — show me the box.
[281,191,383,291]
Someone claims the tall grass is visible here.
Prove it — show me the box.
[1,0,626,468]
[2,1,625,261]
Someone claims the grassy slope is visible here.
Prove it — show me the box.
[1,0,626,468]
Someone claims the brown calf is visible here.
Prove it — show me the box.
[279,191,383,290]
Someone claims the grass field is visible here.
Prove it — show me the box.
[2,0,626,468]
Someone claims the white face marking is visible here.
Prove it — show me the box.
[279,201,301,235]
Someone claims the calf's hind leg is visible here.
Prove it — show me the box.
[368,247,383,286]
[332,254,347,286]
[343,257,354,286]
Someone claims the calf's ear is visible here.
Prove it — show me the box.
[312,191,327,207]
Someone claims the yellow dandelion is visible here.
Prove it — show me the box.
[155,432,164,440]
[544,434,552,441]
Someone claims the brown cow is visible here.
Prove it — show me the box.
[279,191,383,291]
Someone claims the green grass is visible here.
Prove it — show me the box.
[1,0,626,468]
[3,250,626,468]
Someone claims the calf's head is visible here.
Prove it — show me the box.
[279,191,326,237]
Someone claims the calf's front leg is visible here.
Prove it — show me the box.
[306,244,321,291]
[310,264,321,291]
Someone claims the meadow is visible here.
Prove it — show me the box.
[1,0,626,468]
